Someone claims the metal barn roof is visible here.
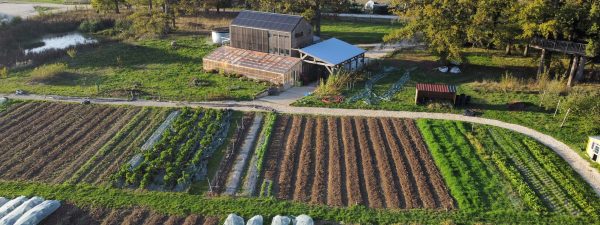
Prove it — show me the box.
[203,46,301,74]
[231,10,304,32]
[299,38,366,66]
[416,83,457,93]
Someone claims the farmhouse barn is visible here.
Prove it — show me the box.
[203,10,366,89]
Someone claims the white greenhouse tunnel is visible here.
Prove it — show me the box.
[0,196,60,225]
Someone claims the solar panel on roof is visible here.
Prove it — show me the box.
[231,10,302,32]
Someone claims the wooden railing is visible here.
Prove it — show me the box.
[530,37,587,55]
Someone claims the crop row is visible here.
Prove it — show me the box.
[114,107,229,190]
[416,120,517,211]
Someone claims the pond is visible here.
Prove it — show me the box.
[24,32,98,54]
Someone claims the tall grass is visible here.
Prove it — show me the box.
[29,63,68,83]
[314,70,364,97]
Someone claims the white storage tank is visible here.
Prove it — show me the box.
[211,27,230,45]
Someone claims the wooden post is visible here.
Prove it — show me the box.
[576,56,587,82]
[553,99,561,117]
[567,55,580,87]
[523,44,529,56]
[560,108,571,128]
[538,49,547,75]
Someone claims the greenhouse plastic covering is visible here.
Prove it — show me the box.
[295,215,314,225]
[246,215,263,225]
[224,214,244,225]
[0,197,44,225]
[0,197,27,219]
[270,215,291,225]
[13,200,60,225]
[0,198,7,208]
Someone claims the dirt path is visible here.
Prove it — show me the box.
[3,93,600,197]
[224,114,263,195]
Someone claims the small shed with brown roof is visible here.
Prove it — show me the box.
[415,83,457,104]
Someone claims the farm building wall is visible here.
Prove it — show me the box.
[587,136,600,163]
[230,25,270,53]
[203,58,301,88]
[230,20,313,57]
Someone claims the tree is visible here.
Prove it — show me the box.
[467,0,519,54]
[91,0,124,13]
[385,0,476,64]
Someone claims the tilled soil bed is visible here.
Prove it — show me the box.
[260,115,455,209]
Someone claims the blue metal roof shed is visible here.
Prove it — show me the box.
[298,38,367,73]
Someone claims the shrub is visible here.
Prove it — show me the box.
[314,70,363,97]
[29,63,68,83]
[78,19,114,33]
[0,67,8,79]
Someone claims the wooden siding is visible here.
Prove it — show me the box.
[230,25,269,53]
[229,17,313,57]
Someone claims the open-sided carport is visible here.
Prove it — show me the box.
[298,38,367,74]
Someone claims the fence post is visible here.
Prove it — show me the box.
[560,108,571,128]
[553,99,561,117]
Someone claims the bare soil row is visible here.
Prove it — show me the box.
[40,203,219,225]
[260,115,455,209]
[0,102,138,183]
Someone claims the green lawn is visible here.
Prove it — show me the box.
[295,48,600,170]
[320,19,402,44]
[1,37,268,101]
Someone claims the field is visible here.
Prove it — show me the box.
[1,102,599,224]
[260,115,454,209]
[41,203,219,225]
[0,102,143,183]
[294,48,600,170]
[417,119,600,217]
[1,37,269,101]
[320,19,402,44]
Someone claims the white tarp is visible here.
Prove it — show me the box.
[13,200,60,225]
[271,215,291,225]
[246,215,263,225]
[224,214,244,225]
[0,197,27,219]
[299,38,366,66]
[0,197,44,225]
[294,215,313,225]
[0,198,8,208]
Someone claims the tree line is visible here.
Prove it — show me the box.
[91,0,353,36]
[385,0,600,64]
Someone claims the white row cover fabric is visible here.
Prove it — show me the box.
[246,215,263,225]
[224,214,244,225]
[0,198,8,208]
[0,197,44,225]
[299,38,366,66]
[14,200,60,225]
[271,215,291,225]
[295,215,313,225]
[0,197,27,219]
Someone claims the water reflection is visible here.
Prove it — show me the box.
[24,32,98,54]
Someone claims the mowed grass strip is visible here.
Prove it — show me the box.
[0,181,594,224]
